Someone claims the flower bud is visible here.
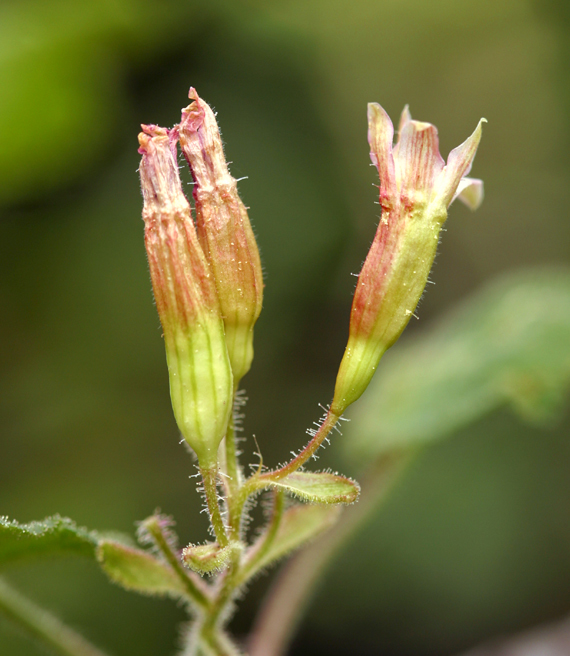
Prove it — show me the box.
[138,124,233,466]
[178,89,263,387]
[331,105,485,415]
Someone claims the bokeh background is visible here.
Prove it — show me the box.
[1,0,570,654]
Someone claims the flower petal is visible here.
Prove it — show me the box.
[453,177,484,210]
[395,120,445,203]
[367,103,397,208]
[397,105,412,136]
[434,118,486,208]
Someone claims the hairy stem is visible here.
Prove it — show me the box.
[198,549,242,653]
[248,449,415,656]
[142,516,211,609]
[224,418,244,538]
[0,577,110,656]
[201,465,230,548]
[258,409,340,483]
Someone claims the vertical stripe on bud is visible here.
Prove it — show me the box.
[178,89,263,387]
[138,124,233,466]
[331,105,485,416]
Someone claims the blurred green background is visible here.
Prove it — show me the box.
[1,0,570,654]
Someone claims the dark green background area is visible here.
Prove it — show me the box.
[1,0,570,654]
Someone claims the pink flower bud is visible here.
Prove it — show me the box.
[331,105,485,415]
[138,124,233,466]
[178,89,263,387]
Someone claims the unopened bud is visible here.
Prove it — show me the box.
[138,124,233,466]
[332,105,485,415]
[178,89,263,387]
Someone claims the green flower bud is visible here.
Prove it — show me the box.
[138,124,233,466]
[178,89,263,387]
[332,105,485,415]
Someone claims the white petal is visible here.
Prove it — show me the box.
[367,103,397,202]
[434,118,486,209]
[452,177,484,210]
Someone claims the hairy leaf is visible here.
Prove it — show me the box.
[96,540,187,598]
[349,267,570,457]
[0,516,100,566]
[266,471,360,504]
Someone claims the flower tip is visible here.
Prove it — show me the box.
[367,102,391,125]
[141,124,168,138]
[137,131,150,155]
[138,125,170,155]
[181,93,205,133]
[398,105,412,134]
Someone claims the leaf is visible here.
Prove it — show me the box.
[96,540,187,598]
[0,515,100,566]
[243,504,340,578]
[349,267,570,457]
[266,471,360,504]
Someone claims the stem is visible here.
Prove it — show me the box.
[201,465,230,548]
[239,489,285,586]
[142,517,211,609]
[248,449,415,656]
[198,551,242,653]
[224,412,241,497]
[259,409,340,484]
[224,414,244,538]
[0,577,110,656]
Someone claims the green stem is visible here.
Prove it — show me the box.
[0,577,110,656]
[224,408,241,495]
[224,415,243,538]
[201,465,230,548]
[239,489,284,586]
[198,551,242,653]
[142,516,211,610]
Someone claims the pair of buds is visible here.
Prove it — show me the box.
[138,89,484,467]
[138,89,263,468]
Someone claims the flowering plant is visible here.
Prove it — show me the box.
[0,88,489,656]
[133,89,485,654]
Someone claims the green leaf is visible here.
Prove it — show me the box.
[243,504,340,577]
[349,267,570,458]
[266,471,360,504]
[96,540,188,598]
[0,516,100,566]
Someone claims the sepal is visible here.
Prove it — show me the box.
[182,541,242,575]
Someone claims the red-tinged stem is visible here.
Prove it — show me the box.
[258,409,341,484]
[143,516,211,610]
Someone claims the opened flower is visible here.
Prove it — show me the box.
[331,105,485,416]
